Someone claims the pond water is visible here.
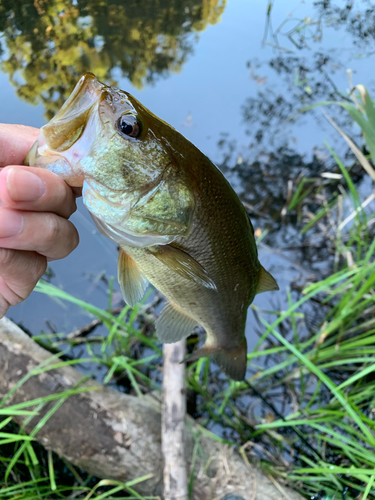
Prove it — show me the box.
[1,0,375,360]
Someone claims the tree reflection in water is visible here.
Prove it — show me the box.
[216,1,375,235]
[241,1,375,151]
[0,0,225,119]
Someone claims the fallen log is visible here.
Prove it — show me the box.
[0,317,303,500]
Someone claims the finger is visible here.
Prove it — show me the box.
[0,208,79,260]
[0,248,47,319]
[0,124,40,167]
[0,166,77,219]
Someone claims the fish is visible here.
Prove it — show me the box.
[26,72,279,380]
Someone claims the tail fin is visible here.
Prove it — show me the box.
[183,338,247,381]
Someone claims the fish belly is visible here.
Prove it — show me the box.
[121,244,247,342]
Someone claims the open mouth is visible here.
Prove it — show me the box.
[41,73,105,152]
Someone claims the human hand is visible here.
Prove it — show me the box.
[0,124,79,318]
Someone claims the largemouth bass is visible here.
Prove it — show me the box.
[27,73,278,380]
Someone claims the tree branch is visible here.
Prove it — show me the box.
[162,341,188,500]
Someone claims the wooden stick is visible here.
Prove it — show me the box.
[162,340,188,500]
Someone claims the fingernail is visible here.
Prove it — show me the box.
[0,209,24,238]
[6,167,46,202]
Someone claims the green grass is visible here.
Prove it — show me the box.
[1,84,375,499]
[245,84,375,499]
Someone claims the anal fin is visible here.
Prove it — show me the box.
[118,247,148,307]
[183,338,248,381]
[156,303,197,343]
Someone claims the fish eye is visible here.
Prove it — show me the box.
[116,114,141,139]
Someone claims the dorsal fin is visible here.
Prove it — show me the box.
[256,265,279,294]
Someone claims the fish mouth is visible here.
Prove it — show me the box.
[41,73,105,152]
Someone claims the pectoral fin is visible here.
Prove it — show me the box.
[156,303,197,343]
[118,247,148,307]
[148,244,216,290]
[256,265,279,294]
[183,337,248,381]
